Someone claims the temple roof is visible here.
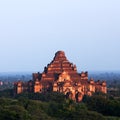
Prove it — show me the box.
[53,50,67,61]
[33,51,88,83]
[44,51,77,74]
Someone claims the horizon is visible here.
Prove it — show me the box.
[0,0,120,72]
[0,69,120,74]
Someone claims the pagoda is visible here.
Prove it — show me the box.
[14,51,107,102]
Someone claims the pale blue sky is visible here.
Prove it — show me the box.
[0,0,120,72]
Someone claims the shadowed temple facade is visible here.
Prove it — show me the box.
[14,51,107,102]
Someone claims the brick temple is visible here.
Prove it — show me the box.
[14,51,107,102]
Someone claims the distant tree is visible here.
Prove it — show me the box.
[0,105,30,120]
[0,88,14,98]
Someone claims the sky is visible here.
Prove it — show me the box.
[0,0,120,72]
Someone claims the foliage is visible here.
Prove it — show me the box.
[0,90,120,120]
[83,94,120,117]
[0,89,14,98]
[15,92,66,103]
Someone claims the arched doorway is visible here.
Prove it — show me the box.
[75,92,83,102]
[65,88,73,99]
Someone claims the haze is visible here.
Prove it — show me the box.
[0,0,120,72]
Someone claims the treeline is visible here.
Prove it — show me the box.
[0,97,108,120]
[83,93,120,117]
[0,90,120,120]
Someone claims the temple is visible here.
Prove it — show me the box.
[14,51,107,102]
